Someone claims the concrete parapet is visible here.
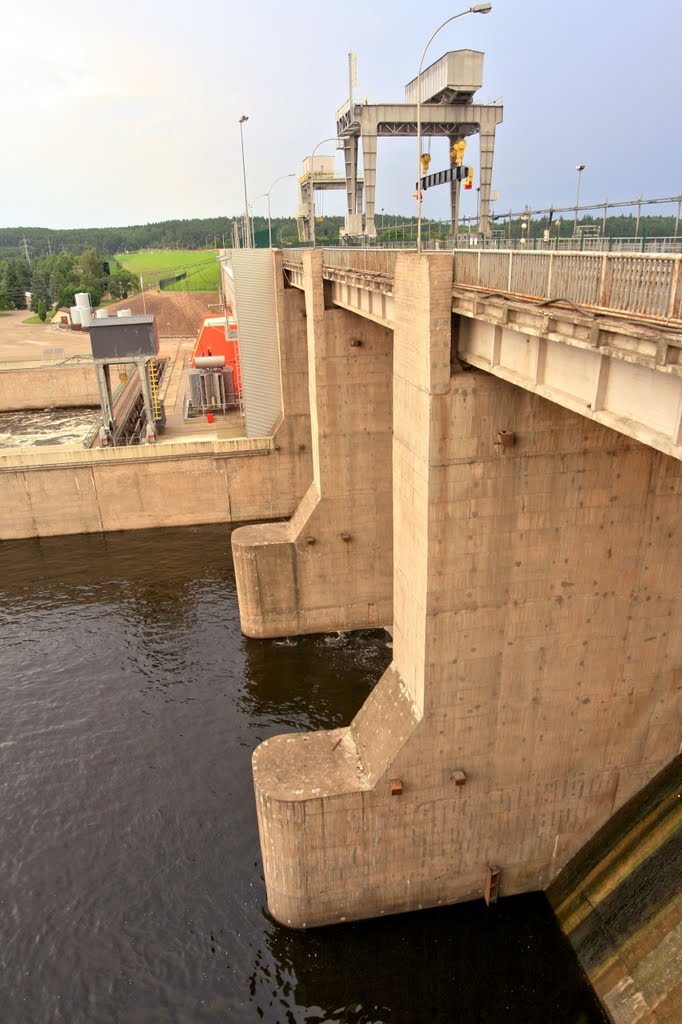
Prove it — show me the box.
[233,249,393,637]
[0,362,99,411]
[253,252,682,928]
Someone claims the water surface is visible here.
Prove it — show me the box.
[0,407,99,448]
[0,525,607,1023]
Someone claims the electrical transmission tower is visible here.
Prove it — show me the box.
[20,236,32,264]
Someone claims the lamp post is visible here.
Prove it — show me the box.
[574,163,585,238]
[253,173,296,248]
[309,137,338,247]
[416,3,492,253]
[248,205,256,248]
[239,116,251,248]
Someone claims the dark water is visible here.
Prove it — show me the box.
[0,525,607,1024]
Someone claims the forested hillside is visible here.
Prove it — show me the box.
[0,212,677,261]
[1,211,677,311]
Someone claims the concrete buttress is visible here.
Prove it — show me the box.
[252,252,682,929]
[232,249,393,637]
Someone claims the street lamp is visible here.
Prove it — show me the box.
[248,204,256,249]
[309,137,338,247]
[416,3,492,253]
[574,163,585,238]
[239,116,251,248]
[253,174,296,248]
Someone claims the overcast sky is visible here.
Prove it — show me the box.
[2,0,681,229]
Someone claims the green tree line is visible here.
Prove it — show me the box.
[0,250,137,313]
[0,212,677,268]
[0,213,442,259]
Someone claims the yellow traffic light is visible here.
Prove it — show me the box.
[464,166,474,190]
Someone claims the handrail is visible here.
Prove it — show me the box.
[309,248,682,322]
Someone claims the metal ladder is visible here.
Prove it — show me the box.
[148,359,161,422]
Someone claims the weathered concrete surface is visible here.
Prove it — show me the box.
[232,249,393,637]
[0,363,99,411]
[253,252,682,929]
[0,438,298,537]
[549,756,682,1024]
[0,270,312,540]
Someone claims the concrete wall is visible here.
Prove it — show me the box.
[232,249,393,637]
[0,437,304,538]
[0,363,99,411]
[253,252,682,929]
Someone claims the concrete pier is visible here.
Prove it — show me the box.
[252,252,682,928]
[232,250,393,637]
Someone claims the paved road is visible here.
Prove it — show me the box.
[0,311,89,363]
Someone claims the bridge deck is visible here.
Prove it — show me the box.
[282,249,682,460]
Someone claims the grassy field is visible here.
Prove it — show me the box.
[115,250,221,292]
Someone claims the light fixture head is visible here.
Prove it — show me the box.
[472,2,493,12]
[576,163,585,171]
[239,115,249,123]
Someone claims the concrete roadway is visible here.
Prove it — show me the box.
[0,311,90,363]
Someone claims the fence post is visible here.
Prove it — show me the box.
[667,257,682,319]
[598,253,609,307]
[507,251,513,292]
[547,252,554,297]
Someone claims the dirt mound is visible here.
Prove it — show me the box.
[106,291,220,338]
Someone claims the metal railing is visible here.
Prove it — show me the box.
[321,248,398,276]
[283,247,398,276]
[453,249,682,320]
[446,234,682,254]
[308,247,682,322]
[282,250,304,266]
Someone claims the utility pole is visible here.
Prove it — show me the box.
[635,195,643,239]
[574,164,585,237]
[239,115,252,248]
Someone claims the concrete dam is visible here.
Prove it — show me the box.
[1,245,680,1022]
[224,245,680,1019]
